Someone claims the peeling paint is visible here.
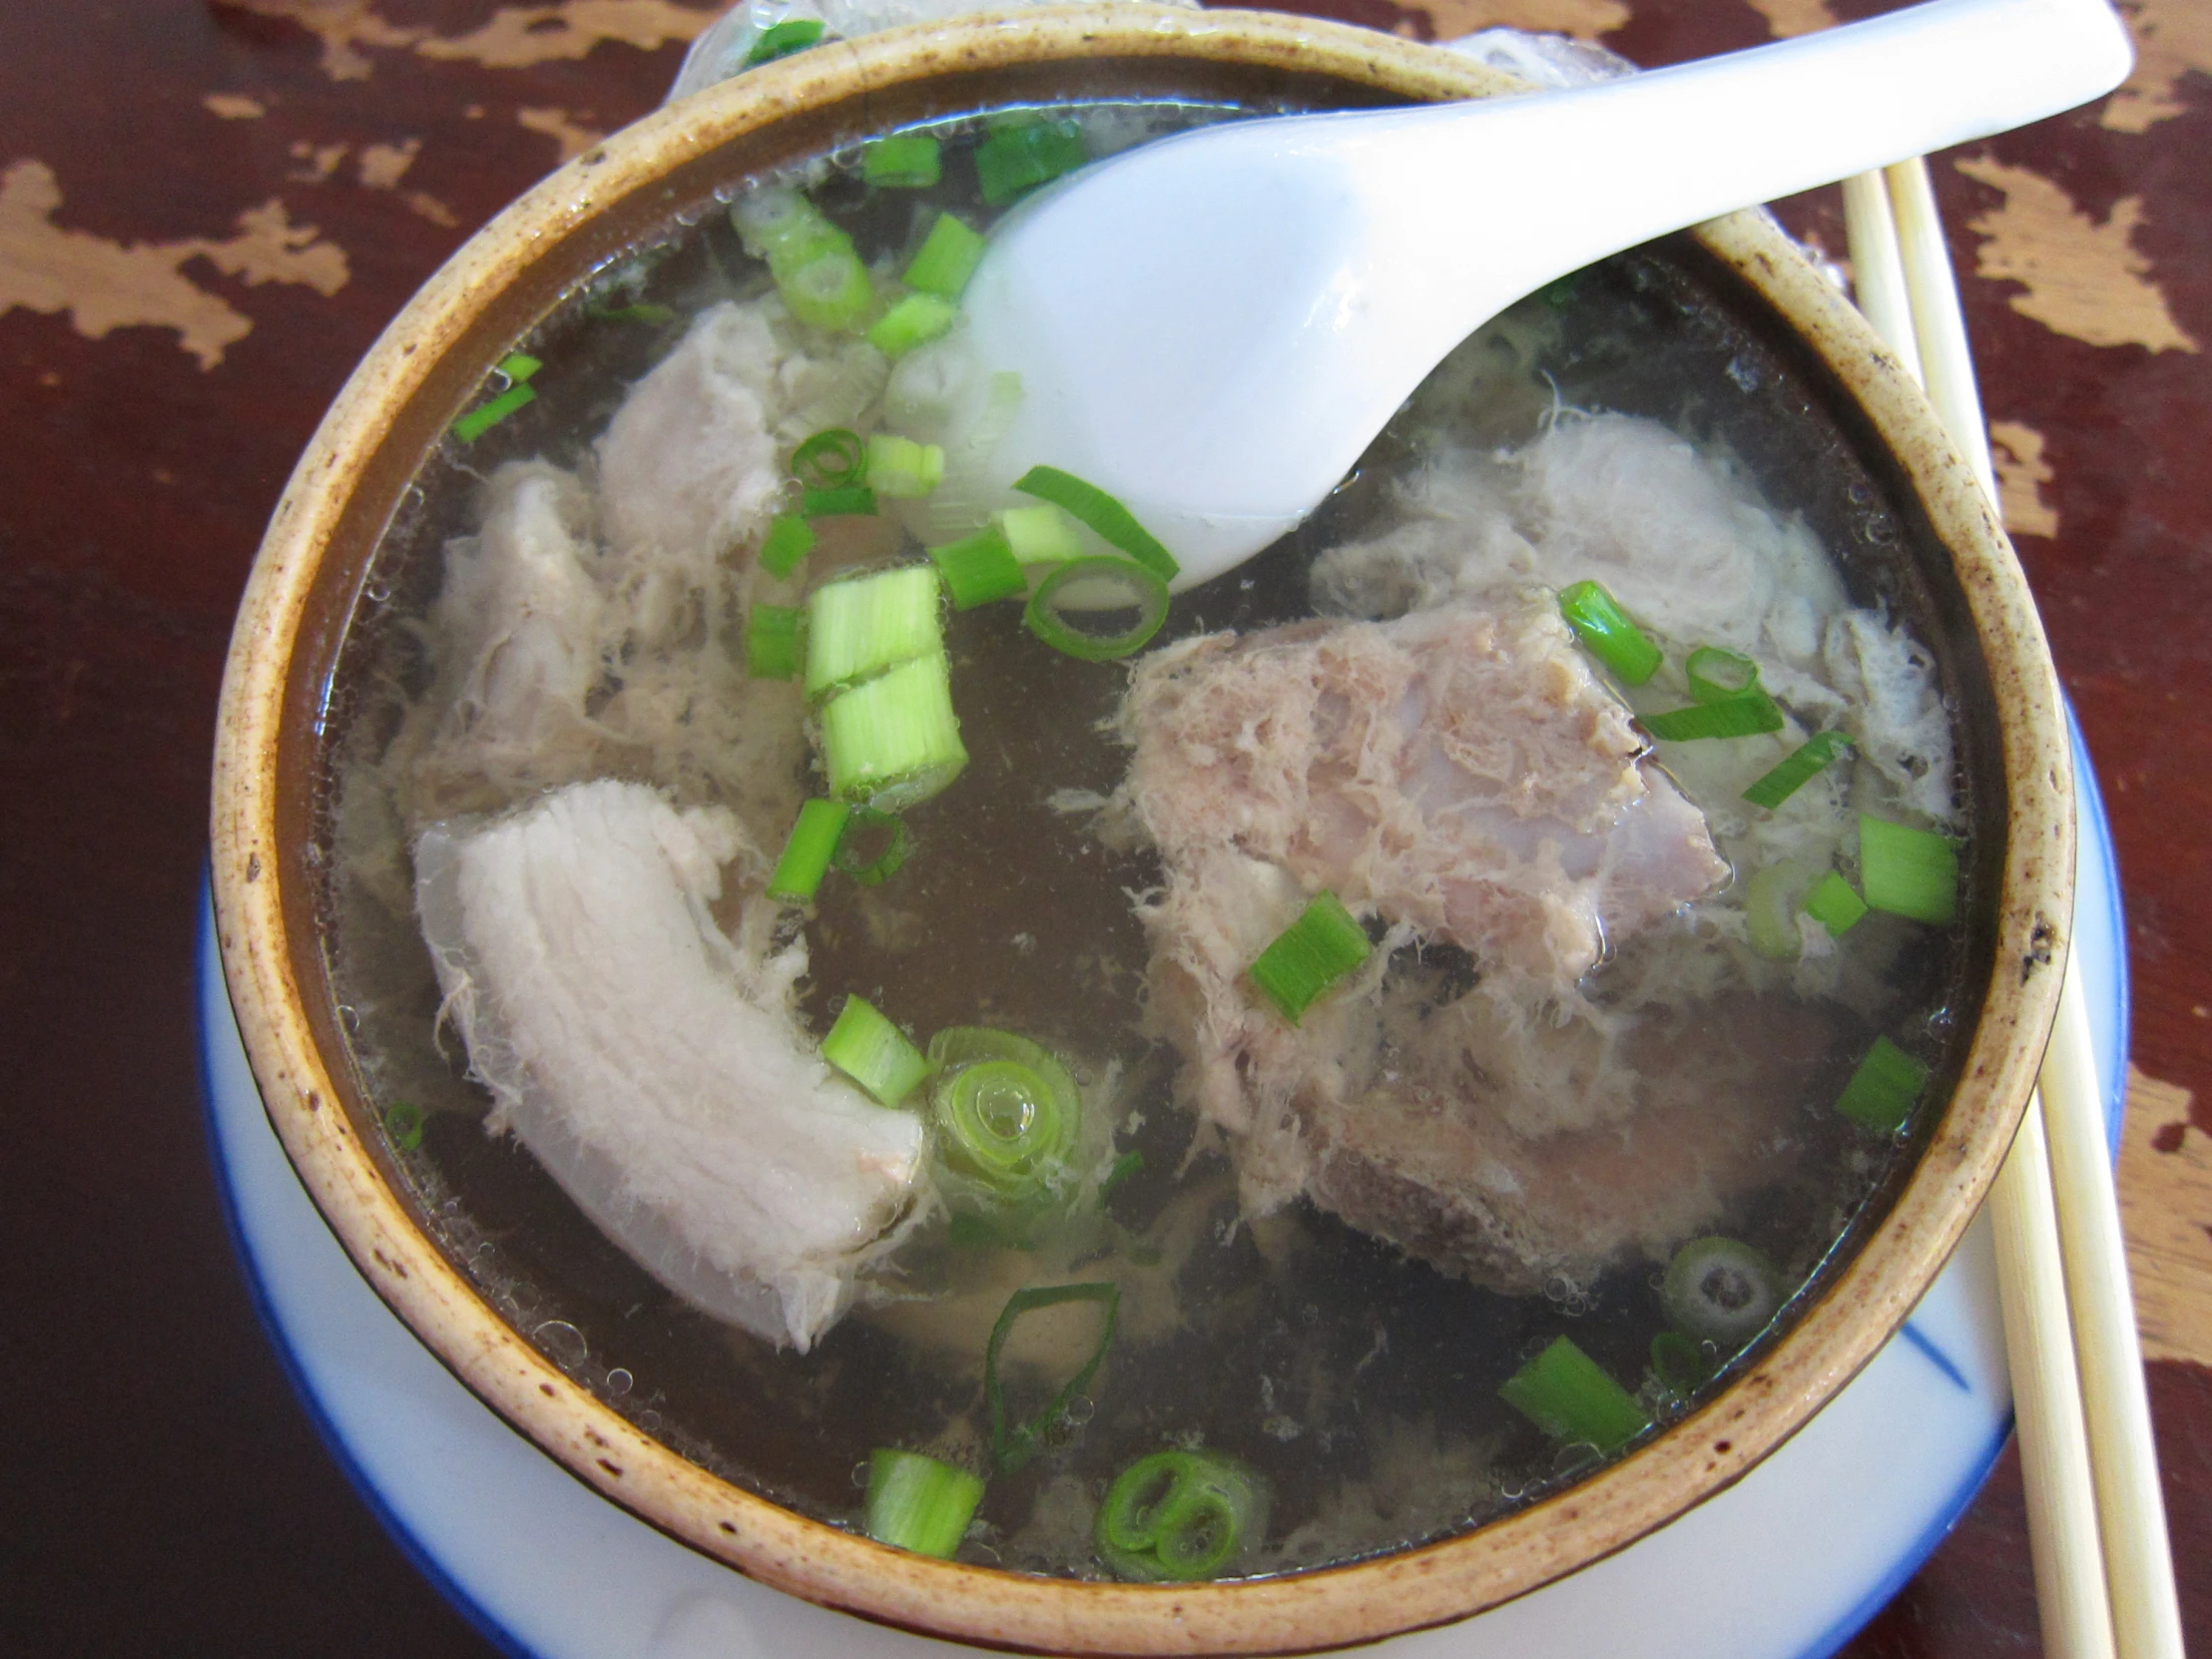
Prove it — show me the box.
[1742,0,1838,38]
[1988,420,2059,539]
[2105,0,2212,133]
[218,0,425,81]
[1417,0,1630,45]
[356,138,419,191]
[518,106,608,164]
[2118,1065,2212,1370]
[204,93,268,120]
[0,160,348,369]
[223,0,716,79]
[1955,154,2198,355]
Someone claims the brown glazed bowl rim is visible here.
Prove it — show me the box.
[210,8,2073,1653]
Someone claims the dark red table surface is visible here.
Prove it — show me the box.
[4,1,2208,1653]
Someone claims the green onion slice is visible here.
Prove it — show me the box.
[1095,1448,1268,1583]
[1556,580,1661,686]
[1858,813,1959,925]
[383,1100,425,1153]
[767,799,851,903]
[803,484,878,518]
[1685,645,1761,702]
[1013,466,1179,581]
[985,1282,1119,1474]
[829,807,911,886]
[1662,1236,1786,1347]
[758,512,816,578]
[823,994,928,1108]
[999,503,1083,566]
[862,1448,983,1558]
[1805,869,1870,936]
[805,566,943,699]
[930,524,1026,610]
[865,291,957,358]
[1744,731,1852,810]
[745,603,803,680]
[1247,891,1372,1025]
[1098,1149,1143,1199]
[822,650,968,810]
[1744,859,1816,961]
[927,1026,1083,1216]
[1836,1034,1931,1133]
[1023,557,1170,662]
[497,351,542,385]
[975,120,1088,207]
[452,382,535,443]
[1641,691,1785,742]
[744,17,826,66]
[1649,1331,1714,1397]
[778,243,872,332]
[862,133,941,189]
[865,432,945,499]
[1498,1336,1651,1453]
[902,212,985,298]
[792,426,866,488]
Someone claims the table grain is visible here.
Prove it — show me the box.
[3,1,2206,1652]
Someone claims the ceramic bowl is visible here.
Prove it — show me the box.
[210,7,2072,1652]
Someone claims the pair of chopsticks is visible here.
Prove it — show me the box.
[1841,160,2184,1659]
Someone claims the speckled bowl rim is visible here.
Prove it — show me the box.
[210,8,2073,1653]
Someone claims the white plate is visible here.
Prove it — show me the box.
[199,719,2126,1659]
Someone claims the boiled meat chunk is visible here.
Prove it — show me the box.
[1117,595,1727,992]
[414,779,926,1351]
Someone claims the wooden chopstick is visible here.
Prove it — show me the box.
[1847,155,2185,1659]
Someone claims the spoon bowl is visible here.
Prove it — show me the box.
[960,0,2132,587]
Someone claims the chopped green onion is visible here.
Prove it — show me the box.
[803,485,877,518]
[1012,465,1178,581]
[1836,1034,1931,1133]
[1744,731,1852,810]
[823,994,928,1108]
[821,650,968,810]
[929,524,1025,610]
[1095,1449,1268,1583]
[1247,890,1372,1025]
[927,1026,1082,1218]
[865,291,957,357]
[1805,869,1870,936]
[1650,1331,1713,1397]
[744,16,826,66]
[862,1448,983,1558]
[999,504,1083,566]
[1744,859,1816,961]
[862,133,942,189]
[805,566,942,699]
[901,212,986,298]
[985,1282,1119,1474]
[767,799,851,902]
[1556,580,1660,686]
[864,432,945,499]
[452,382,535,443]
[734,193,868,330]
[1098,1149,1143,1199]
[778,244,873,332]
[497,351,542,384]
[1498,1337,1651,1453]
[1662,1236,1785,1347]
[383,1100,425,1153]
[829,807,910,886]
[1642,691,1785,742]
[975,120,1088,207]
[745,602,804,680]
[1858,814,1959,925]
[588,301,676,325]
[1023,557,1170,661]
[758,512,816,578]
[792,426,865,488]
[1685,645,1761,702]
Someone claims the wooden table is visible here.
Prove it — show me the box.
[3,1,2204,1652]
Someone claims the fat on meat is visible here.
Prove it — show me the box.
[1117,595,1728,992]
[414,779,926,1350]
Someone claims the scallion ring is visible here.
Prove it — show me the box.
[1023,557,1169,662]
[792,426,866,489]
[1685,645,1761,702]
[829,807,911,886]
[1094,1449,1267,1583]
[1661,1236,1785,1348]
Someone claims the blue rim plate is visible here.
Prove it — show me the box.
[198,718,2126,1659]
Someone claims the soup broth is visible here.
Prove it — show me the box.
[317,96,1974,1578]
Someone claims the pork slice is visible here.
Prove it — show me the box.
[414,779,926,1350]
[1119,596,1728,991]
